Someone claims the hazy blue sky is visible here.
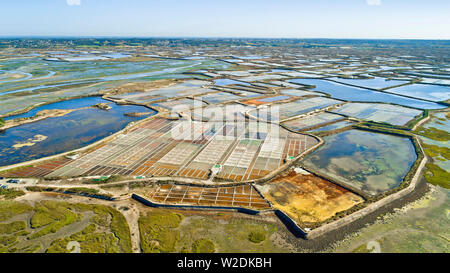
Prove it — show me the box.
[1,0,449,39]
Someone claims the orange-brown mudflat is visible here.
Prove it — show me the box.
[257,171,364,228]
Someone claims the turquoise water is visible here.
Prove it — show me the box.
[289,79,446,109]
[0,102,155,167]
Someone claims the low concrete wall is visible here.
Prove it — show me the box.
[274,210,307,239]
[131,194,260,215]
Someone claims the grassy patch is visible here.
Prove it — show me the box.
[192,238,215,253]
[0,201,33,222]
[46,203,132,253]
[0,200,131,253]
[424,163,450,189]
[107,206,132,253]
[0,188,25,200]
[172,212,285,253]
[14,243,41,253]
[415,127,450,142]
[64,187,100,195]
[225,219,275,246]
[25,186,113,199]
[47,224,120,253]
[248,231,266,244]
[0,221,26,234]
[138,210,183,253]
[25,186,54,192]
[0,234,18,252]
[422,143,450,161]
[351,243,371,253]
[29,201,80,239]
[83,175,123,185]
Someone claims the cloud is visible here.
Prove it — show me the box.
[67,0,81,6]
[366,0,381,6]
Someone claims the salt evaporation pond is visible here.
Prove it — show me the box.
[301,130,417,196]
[289,79,446,109]
[214,79,251,86]
[385,83,450,102]
[330,77,408,89]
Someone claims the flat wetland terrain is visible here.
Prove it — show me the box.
[0,38,449,253]
[332,185,449,253]
[0,197,132,253]
[138,208,294,253]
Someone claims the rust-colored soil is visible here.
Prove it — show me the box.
[257,171,364,227]
[143,184,270,209]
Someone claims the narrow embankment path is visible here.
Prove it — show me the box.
[119,200,141,253]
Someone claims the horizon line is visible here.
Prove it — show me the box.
[0,35,449,41]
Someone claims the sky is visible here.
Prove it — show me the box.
[0,0,449,39]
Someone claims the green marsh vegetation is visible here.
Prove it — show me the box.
[0,221,26,234]
[0,201,33,253]
[422,143,450,161]
[25,186,113,199]
[418,112,450,189]
[138,210,183,253]
[83,175,123,185]
[138,209,284,253]
[47,203,132,253]
[0,201,33,222]
[29,201,81,239]
[0,221,29,253]
[248,231,266,243]
[64,187,101,195]
[415,127,450,142]
[0,188,25,200]
[0,200,131,253]
[424,163,450,189]
[191,238,215,253]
